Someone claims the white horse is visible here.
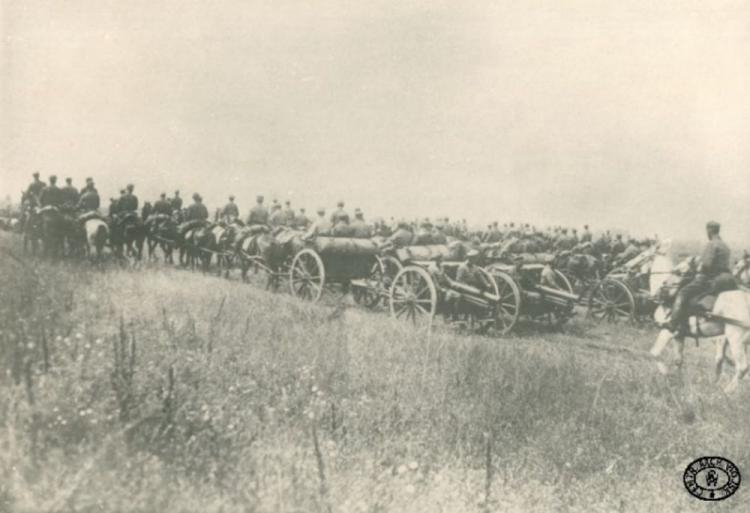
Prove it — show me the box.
[84,218,109,260]
[649,253,750,392]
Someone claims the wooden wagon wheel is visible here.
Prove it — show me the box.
[379,255,403,286]
[475,267,501,331]
[289,248,325,302]
[389,266,437,325]
[552,269,574,294]
[352,258,386,308]
[486,265,522,335]
[587,278,636,323]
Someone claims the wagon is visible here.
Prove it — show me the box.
[288,236,381,302]
[585,246,669,323]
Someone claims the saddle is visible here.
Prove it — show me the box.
[687,293,717,315]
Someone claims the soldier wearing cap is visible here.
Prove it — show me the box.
[185,193,209,221]
[39,175,64,207]
[171,190,183,211]
[330,201,349,226]
[247,195,269,225]
[77,185,101,212]
[350,208,372,238]
[153,193,173,216]
[580,225,592,243]
[456,249,491,292]
[221,195,239,221]
[304,208,332,239]
[294,208,311,230]
[24,172,46,205]
[387,221,414,248]
[79,177,96,195]
[283,200,296,226]
[119,184,139,212]
[269,203,286,227]
[61,177,79,207]
[664,221,735,335]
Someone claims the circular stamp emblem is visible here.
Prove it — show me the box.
[683,456,741,501]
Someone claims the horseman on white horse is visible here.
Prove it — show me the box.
[650,221,750,392]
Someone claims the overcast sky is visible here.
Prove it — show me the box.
[2,0,749,243]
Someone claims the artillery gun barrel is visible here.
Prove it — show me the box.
[536,285,579,302]
[447,280,499,302]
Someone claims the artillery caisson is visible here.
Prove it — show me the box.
[386,246,578,335]
[288,237,382,302]
[586,245,671,324]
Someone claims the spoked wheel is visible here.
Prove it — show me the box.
[389,266,437,326]
[551,270,574,294]
[472,268,501,333]
[353,259,386,308]
[587,278,636,323]
[289,249,325,302]
[486,265,522,335]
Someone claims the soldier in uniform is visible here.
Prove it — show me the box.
[141,201,153,220]
[247,195,269,225]
[39,175,64,207]
[350,208,372,238]
[611,234,625,255]
[153,193,173,216]
[61,178,79,208]
[387,221,414,248]
[171,190,183,211]
[118,184,138,212]
[581,225,592,243]
[221,195,239,221]
[25,172,46,206]
[664,221,735,336]
[283,200,295,226]
[295,208,311,230]
[77,186,101,212]
[108,197,120,217]
[304,208,332,239]
[186,193,209,221]
[269,203,286,227]
[330,201,349,225]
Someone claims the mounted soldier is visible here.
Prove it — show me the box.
[171,190,183,211]
[661,221,736,336]
[269,203,286,228]
[294,208,311,230]
[119,184,138,213]
[283,200,296,226]
[153,193,173,216]
[221,195,240,222]
[247,195,269,226]
[61,178,79,208]
[387,221,414,248]
[39,175,63,207]
[24,172,46,207]
[581,224,592,243]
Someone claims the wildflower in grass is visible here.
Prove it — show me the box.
[397,464,407,475]
[408,461,419,471]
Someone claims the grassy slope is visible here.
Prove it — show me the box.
[1,233,749,513]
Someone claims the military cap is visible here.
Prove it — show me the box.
[192,193,200,200]
[337,201,344,207]
[33,172,40,178]
[256,195,264,202]
[285,200,291,205]
[65,177,72,183]
[49,175,58,182]
[317,207,325,215]
[160,193,166,198]
[706,221,720,231]
[86,177,93,183]
[126,183,134,190]
[120,189,126,194]
[229,195,235,200]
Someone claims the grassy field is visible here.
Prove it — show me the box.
[1,232,749,513]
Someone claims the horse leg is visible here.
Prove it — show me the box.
[724,328,749,393]
[650,329,674,375]
[714,337,728,384]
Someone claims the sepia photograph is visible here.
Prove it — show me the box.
[1,1,749,511]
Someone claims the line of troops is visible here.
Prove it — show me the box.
[21,172,649,256]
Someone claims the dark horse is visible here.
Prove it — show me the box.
[146,214,179,263]
[184,224,217,271]
[22,207,44,256]
[111,212,146,260]
[38,206,77,258]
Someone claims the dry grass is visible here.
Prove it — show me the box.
[1,233,749,513]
